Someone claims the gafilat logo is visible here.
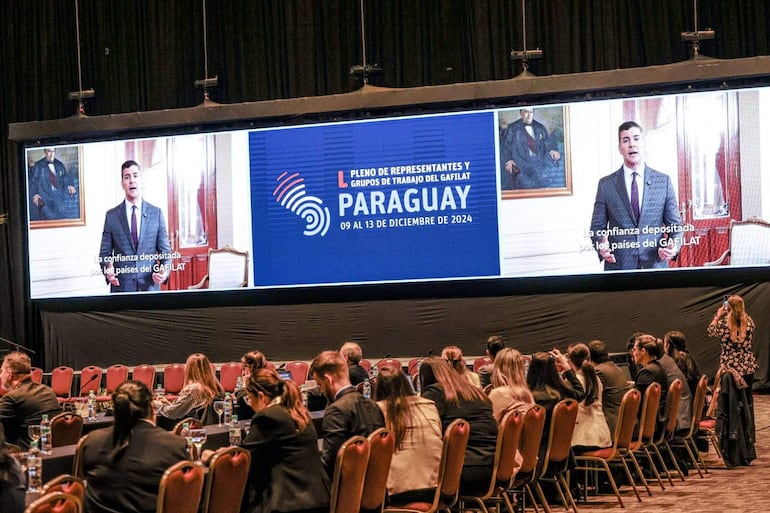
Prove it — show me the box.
[273,172,331,237]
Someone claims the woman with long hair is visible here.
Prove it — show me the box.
[567,343,611,450]
[526,350,585,441]
[237,350,269,420]
[0,430,24,513]
[375,365,443,504]
[441,345,481,388]
[488,348,534,422]
[664,330,701,398]
[708,295,758,391]
[156,353,225,424]
[81,381,188,513]
[241,368,329,513]
[420,356,497,494]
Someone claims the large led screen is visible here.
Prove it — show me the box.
[24,86,770,299]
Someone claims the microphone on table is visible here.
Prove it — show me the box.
[79,373,101,395]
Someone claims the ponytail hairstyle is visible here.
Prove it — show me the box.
[247,368,310,431]
[110,380,153,463]
[441,345,469,376]
[240,350,268,375]
[567,343,599,406]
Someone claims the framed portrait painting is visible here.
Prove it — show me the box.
[499,105,573,199]
[27,145,85,228]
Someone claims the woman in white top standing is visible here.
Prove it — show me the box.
[567,343,612,450]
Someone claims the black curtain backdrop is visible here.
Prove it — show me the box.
[2,1,770,384]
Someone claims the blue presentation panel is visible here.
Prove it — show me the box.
[249,112,500,286]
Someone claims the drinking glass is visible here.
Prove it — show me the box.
[188,428,207,464]
[212,400,225,426]
[28,425,41,444]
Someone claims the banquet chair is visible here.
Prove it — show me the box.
[30,366,44,384]
[376,358,402,371]
[95,364,129,401]
[506,405,546,513]
[172,417,203,435]
[72,434,89,479]
[652,379,684,484]
[76,366,103,399]
[459,409,524,513]
[473,356,492,373]
[329,435,371,513]
[285,361,309,384]
[384,418,470,513]
[51,412,84,448]
[534,399,579,513]
[202,446,251,513]
[188,245,249,289]
[163,363,186,401]
[361,428,396,513]
[628,382,664,493]
[132,364,156,389]
[407,358,421,376]
[219,362,242,393]
[41,474,86,503]
[156,460,205,513]
[359,359,372,373]
[52,366,74,403]
[574,388,643,507]
[25,491,82,513]
[671,375,710,477]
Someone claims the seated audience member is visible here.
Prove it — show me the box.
[155,353,224,426]
[420,356,498,494]
[0,352,61,448]
[310,350,385,478]
[588,339,630,437]
[478,335,506,388]
[81,380,188,513]
[626,332,644,381]
[441,345,481,388]
[237,350,269,420]
[0,429,24,513]
[526,350,585,466]
[631,334,668,423]
[653,338,692,432]
[664,330,702,399]
[240,368,330,513]
[567,343,612,450]
[375,365,442,504]
[339,341,369,386]
[488,348,534,422]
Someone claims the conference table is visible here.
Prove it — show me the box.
[40,410,325,482]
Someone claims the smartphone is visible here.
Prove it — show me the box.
[723,295,729,308]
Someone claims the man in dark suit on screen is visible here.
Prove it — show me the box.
[99,160,171,292]
[590,121,683,271]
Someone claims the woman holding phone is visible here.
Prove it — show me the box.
[708,295,757,392]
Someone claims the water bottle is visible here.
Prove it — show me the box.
[229,415,242,446]
[363,378,372,399]
[39,414,52,454]
[180,422,193,457]
[88,389,97,421]
[235,375,244,392]
[27,440,42,492]
[223,392,233,425]
[155,383,165,399]
[370,365,379,380]
[300,384,308,408]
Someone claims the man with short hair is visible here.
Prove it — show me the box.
[478,335,506,388]
[310,350,384,477]
[0,352,61,448]
[339,341,369,386]
[588,339,630,437]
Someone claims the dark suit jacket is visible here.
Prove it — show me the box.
[657,355,693,432]
[30,157,77,220]
[242,405,330,513]
[99,200,171,292]
[320,386,384,478]
[594,361,631,437]
[81,421,188,513]
[634,359,668,424]
[590,166,682,270]
[0,379,61,448]
[347,364,369,386]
